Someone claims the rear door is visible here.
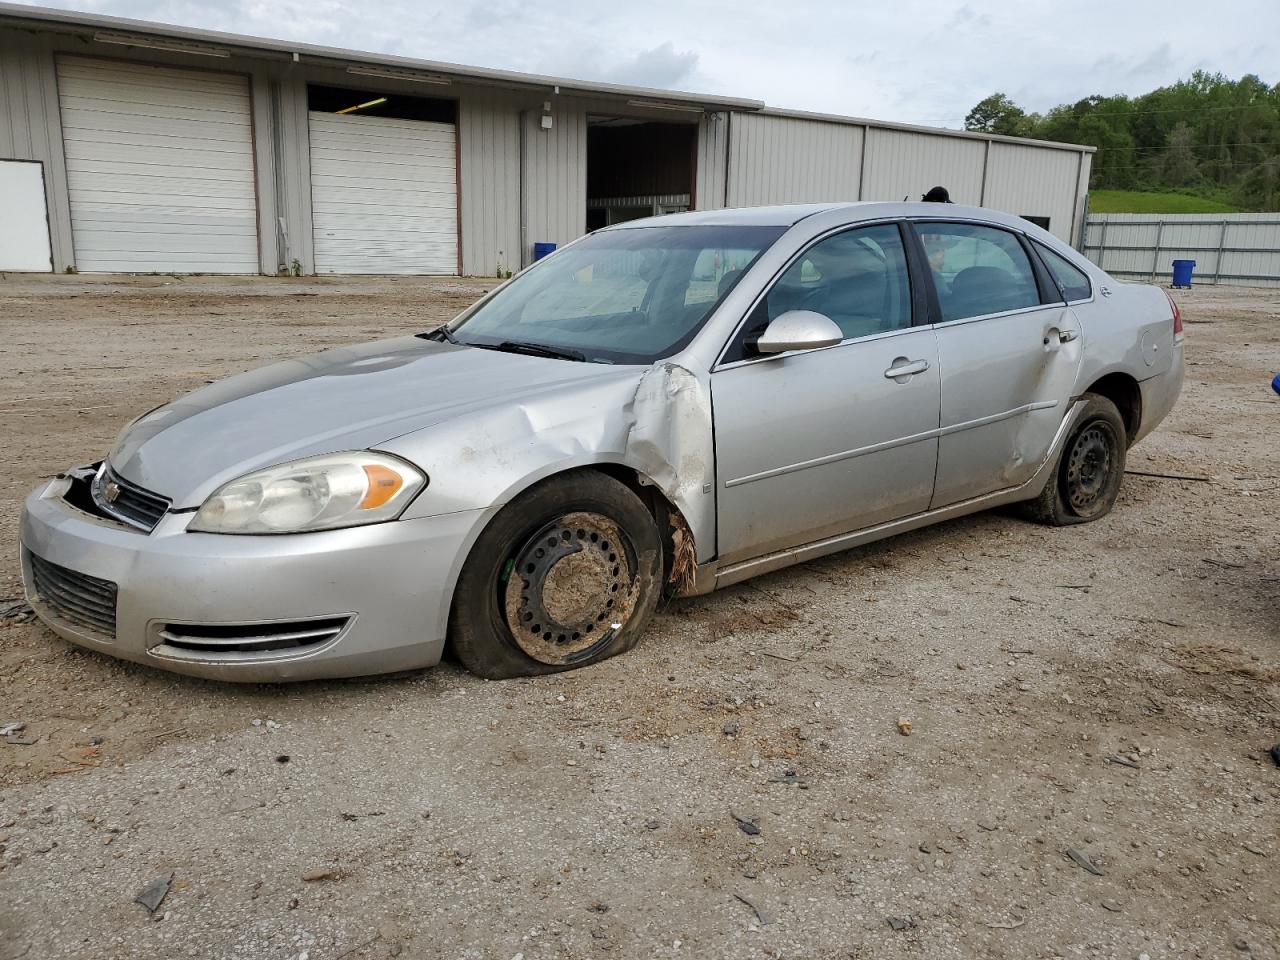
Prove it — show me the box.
[711,222,941,565]
[913,221,1082,507]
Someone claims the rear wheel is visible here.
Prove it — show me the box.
[448,471,662,679]
[1021,393,1127,526]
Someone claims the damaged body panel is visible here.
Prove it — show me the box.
[20,202,1182,681]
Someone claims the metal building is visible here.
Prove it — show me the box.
[0,2,1094,276]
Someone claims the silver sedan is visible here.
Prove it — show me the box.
[20,202,1184,681]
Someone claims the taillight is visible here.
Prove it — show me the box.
[1165,291,1184,340]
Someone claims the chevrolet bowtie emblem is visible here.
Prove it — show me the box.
[103,481,121,503]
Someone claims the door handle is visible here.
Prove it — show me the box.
[1043,329,1079,346]
[884,359,930,380]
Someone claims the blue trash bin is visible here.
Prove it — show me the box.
[1171,259,1196,288]
[533,241,557,261]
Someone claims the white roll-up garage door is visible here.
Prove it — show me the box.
[56,56,259,273]
[309,112,458,275]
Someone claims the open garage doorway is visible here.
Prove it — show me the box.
[586,118,697,231]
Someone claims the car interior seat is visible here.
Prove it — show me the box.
[945,265,1035,319]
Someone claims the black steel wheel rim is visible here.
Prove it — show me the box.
[499,511,639,665]
[1065,421,1114,513]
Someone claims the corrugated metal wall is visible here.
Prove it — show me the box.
[521,101,587,267]
[459,91,521,277]
[982,142,1082,243]
[726,112,862,206]
[861,127,985,205]
[1084,213,1280,288]
[0,30,73,271]
[1073,152,1092,248]
[718,114,1089,244]
[694,112,729,210]
[1,27,286,273]
[264,72,312,276]
[1,23,1094,274]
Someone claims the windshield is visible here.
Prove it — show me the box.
[446,224,785,364]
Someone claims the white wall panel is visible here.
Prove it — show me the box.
[983,142,1081,242]
[862,128,985,205]
[0,160,52,270]
[726,113,861,206]
[309,112,457,275]
[56,55,259,273]
[459,91,521,276]
[695,112,729,210]
[522,102,587,267]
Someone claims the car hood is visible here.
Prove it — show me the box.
[108,336,641,508]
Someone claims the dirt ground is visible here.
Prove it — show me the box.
[0,273,1277,960]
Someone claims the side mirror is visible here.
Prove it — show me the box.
[755,310,843,355]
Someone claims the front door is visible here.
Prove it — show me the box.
[913,221,1083,507]
[712,223,941,566]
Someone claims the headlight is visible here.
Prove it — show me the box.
[189,452,425,534]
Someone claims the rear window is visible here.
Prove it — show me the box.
[1035,242,1093,302]
[914,222,1041,322]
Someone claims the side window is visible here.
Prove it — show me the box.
[725,223,913,362]
[684,246,765,306]
[1035,242,1093,302]
[914,222,1041,322]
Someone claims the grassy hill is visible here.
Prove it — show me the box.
[1089,190,1242,214]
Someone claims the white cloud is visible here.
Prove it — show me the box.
[602,42,701,89]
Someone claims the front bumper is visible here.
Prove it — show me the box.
[19,474,491,682]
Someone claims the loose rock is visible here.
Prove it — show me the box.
[1065,847,1104,876]
[301,866,341,882]
[133,873,173,914]
[732,812,761,836]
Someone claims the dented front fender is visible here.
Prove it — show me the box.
[382,360,717,564]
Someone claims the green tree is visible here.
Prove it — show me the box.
[1161,123,1200,186]
[964,93,1028,136]
[961,75,1280,210]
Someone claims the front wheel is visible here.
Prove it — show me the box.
[1021,393,1127,526]
[448,471,663,679]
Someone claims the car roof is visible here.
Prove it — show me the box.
[606,203,854,227]
[607,201,1047,232]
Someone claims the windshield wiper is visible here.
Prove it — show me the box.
[418,325,459,344]
[417,329,588,362]
[490,340,587,362]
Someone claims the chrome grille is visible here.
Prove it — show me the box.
[154,617,351,657]
[92,465,169,532]
[29,553,118,638]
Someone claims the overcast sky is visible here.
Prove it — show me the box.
[18,0,1280,125]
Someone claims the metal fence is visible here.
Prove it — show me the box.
[1082,212,1280,288]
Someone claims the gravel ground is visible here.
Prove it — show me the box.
[0,274,1277,960]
